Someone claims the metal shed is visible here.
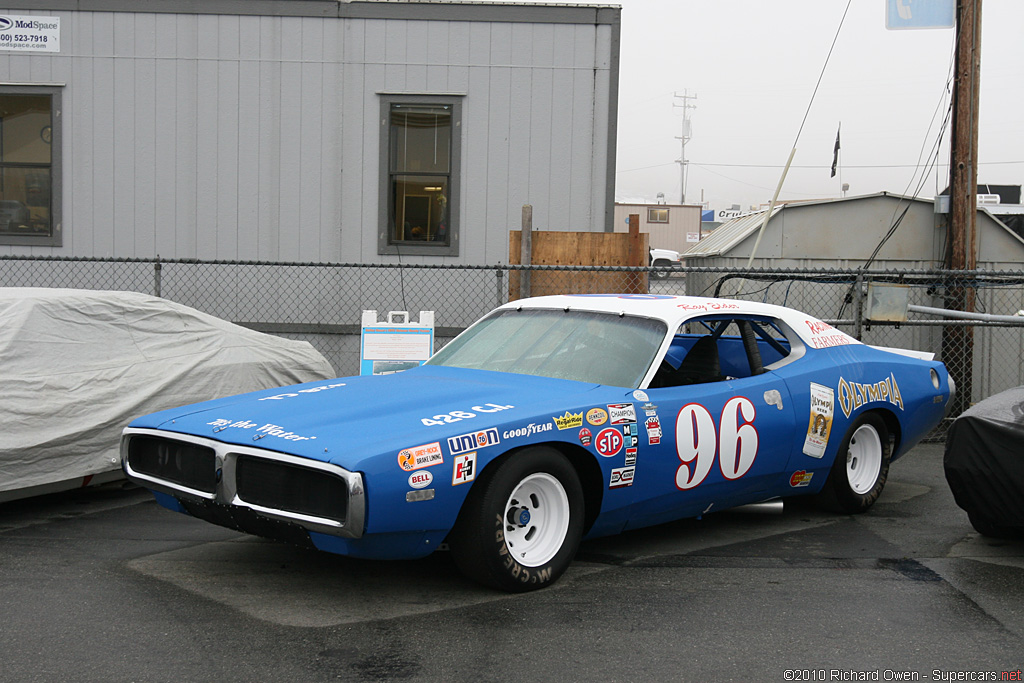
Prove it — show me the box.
[0,0,620,265]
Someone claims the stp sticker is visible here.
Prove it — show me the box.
[595,428,623,457]
[579,428,593,446]
[408,470,433,489]
[608,403,637,425]
[452,452,477,485]
[398,442,443,471]
[790,470,814,488]
[609,466,635,488]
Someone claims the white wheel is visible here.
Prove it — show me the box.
[449,447,584,591]
[846,423,883,495]
[502,472,571,567]
[815,412,891,514]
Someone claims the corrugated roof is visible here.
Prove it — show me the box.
[684,205,783,258]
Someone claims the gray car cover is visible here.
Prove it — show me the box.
[1,288,336,499]
[944,385,1024,537]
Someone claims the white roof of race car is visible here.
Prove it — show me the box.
[501,294,861,350]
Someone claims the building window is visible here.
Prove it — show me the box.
[0,87,60,246]
[648,208,669,224]
[379,96,461,256]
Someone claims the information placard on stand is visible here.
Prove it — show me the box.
[359,310,435,376]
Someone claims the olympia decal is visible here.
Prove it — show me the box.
[802,382,834,459]
[837,373,903,418]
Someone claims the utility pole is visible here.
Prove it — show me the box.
[943,0,982,417]
[673,90,697,204]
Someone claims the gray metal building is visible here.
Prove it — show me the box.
[0,0,620,264]
[683,192,1024,271]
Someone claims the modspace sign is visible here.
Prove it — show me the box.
[0,15,60,53]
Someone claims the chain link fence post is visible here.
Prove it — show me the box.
[853,269,864,340]
[496,268,505,308]
[154,256,162,298]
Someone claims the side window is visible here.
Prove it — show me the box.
[651,316,797,388]
[0,87,60,247]
[378,96,461,256]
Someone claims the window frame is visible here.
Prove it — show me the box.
[647,207,669,224]
[378,94,462,257]
[0,85,61,247]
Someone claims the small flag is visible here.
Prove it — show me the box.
[830,124,841,178]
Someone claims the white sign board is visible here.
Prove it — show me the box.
[360,310,435,375]
[0,15,60,53]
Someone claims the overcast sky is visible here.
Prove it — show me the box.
[536,0,1023,211]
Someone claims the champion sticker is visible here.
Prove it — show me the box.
[608,403,637,425]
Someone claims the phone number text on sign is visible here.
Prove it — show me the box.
[0,16,60,53]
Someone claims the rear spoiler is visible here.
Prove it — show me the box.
[869,345,935,361]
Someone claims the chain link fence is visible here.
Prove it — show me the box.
[4,255,1022,432]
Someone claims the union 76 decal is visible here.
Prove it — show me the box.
[675,397,758,490]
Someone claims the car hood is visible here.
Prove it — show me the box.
[131,365,605,471]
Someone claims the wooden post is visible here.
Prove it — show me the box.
[520,205,533,299]
[627,214,644,292]
[943,0,982,417]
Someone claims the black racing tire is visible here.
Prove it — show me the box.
[448,447,584,592]
[651,259,672,280]
[815,413,891,514]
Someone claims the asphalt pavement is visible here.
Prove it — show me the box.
[1,443,1021,682]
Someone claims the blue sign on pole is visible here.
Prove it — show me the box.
[886,0,954,30]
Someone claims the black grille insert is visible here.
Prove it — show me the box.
[127,435,217,494]
[235,455,348,524]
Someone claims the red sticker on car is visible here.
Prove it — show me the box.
[595,428,623,457]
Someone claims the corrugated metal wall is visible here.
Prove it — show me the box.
[0,5,616,263]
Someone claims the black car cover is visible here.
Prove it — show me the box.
[944,385,1024,538]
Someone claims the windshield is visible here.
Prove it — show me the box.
[427,308,667,388]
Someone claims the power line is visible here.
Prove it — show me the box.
[616,159,1021,174]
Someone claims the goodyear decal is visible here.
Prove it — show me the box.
[837,373,904,418]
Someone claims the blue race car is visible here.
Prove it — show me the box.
[121,294,954,591]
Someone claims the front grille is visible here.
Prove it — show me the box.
[235,454,349,524]
[126,435,217,494]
